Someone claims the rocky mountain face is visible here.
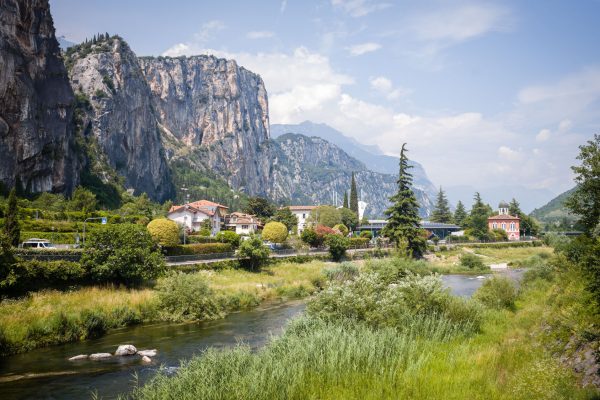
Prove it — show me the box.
[0,0,78,193]
[269,133,433,218]
[66,37,174,202]
[139,55,271,197]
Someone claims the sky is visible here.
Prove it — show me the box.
[50,0,600,196]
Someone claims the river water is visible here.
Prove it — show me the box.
[0,273,519,399]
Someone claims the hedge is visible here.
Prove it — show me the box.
[187,236,220,244]
[20,231,79,244]
[349,237,369,247]
[13,248,83,256]
[163,243,233,256]
[1,260,86,297]
[458,241,543,249]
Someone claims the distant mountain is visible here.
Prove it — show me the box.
[268,133,433,218]
[446,185,557,214]
[271,121,438,202]
[530,187,577,226]
[57,35,75,50]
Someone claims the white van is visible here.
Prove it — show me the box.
[20,238,57,249]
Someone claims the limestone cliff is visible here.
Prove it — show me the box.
[0,0,77,193]
[270,133,433,218]
[66,36,174,202]
[139,56,271,197]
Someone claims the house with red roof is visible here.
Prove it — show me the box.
[167,199,228,236]
[225,212,260,235]
[488,201,520,241]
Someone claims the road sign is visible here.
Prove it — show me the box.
[101,217,107,225]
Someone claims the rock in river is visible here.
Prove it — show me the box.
[137,349,157,357]
[89,353,112,360]
[115,345,137,356]
[68,354,88,361]
[141,356,152,363]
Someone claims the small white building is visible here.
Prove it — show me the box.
[167,200,228,236]
[225,212,260,235]
[287,206,317,234]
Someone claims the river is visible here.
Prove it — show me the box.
[0,273,518,399]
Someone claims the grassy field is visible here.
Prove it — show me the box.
[128,257,597,400]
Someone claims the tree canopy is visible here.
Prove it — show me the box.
[243,197,276,221]
[270,207,298,233]
[453,201,468,228]
[309,205,342,228]
[468,192,491,240]
[349,172,358,215]
[430,187,453,223]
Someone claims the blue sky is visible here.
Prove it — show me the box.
[51,0,600,195]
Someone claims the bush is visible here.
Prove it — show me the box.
[315,225,337,237]
[323,262,359,282]
[147,218,180,247]
[1,260,86,296]
[187,235,219,244]
[301,228,321,248]
[163,243,233,256]
[349,237,369,248]
[333,224,349,237]
[81,224,165,285]
[156,273,228,321]
[473,276,517,311]
[262,221,288,243]
[459,253,486,270]
[489,228,508,241]
[359,230,373,239]
[236,235,270,270]
[215,231,241,247]
[326,234,350,261]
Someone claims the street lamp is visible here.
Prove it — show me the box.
[183,214,188,245]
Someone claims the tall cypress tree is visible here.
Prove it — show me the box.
[382,144,426,258]
[453,200,468,227]
[469,192,490,240]
[508,198,521,216]
[343,191,349,209]
[3,188,20,247]
[349,172,358,214]
[430,187,453,223]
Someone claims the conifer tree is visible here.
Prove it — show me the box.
[430,187,453,223]
[382,144,426,258]
[3,188,20,247]
[508,198,521,216]
[349,172,358,214]
[343,191,349,209]
[453,200,468,227]
[469,192,490,240]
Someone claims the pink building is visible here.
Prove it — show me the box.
[488,201,520,241]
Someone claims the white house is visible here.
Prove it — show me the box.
[287,206,317,234]
[225,212,260,235]
[167,200,227,236]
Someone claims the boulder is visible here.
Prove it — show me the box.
[137,349,157,357]
[68,354,88,361]
[89,353,112,360]
[115,344,137,356]
[142,356,152,363]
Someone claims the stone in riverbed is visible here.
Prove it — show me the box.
[137,349,157,357]
[142,356,152,363]
[89,353,112,360]
[68,354,88,361]
[115,344,137,356]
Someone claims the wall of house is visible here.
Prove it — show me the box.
[489,219,520,240]
[292,210,311,233]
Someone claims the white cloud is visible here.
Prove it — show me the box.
[497,146,522,161]
[536,128,551,142]
[246,31,275,39]
[347,42,381,56]
[331,0,390,17]
[369,76,411,100]
[163,20,225,56]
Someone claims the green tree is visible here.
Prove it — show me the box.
[343,191,349,209]
[270,207,298,233]
[262,221,288,243]
[147,218,180,247]
[430,187,453,223]
[339,207,358,230]
[508,198,521,216]
[333,223,349,236]
[454,201,468,228]
[81,224,165,285]
[381,144,426,258]
[301,228,321,247]
[309,205,341,228]
[0,231,16,284]
[3,189,20,247]
[326,234,350,261]
[349,172,359,214]
[69,186,97,214]
[565,134,600,234]
[507,198,540,237]
[216,231,241,247]
[236,235,270,270]
[243,197,276,221]
[469,192,490,240]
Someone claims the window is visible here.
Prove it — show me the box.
[492,223,497,229]
[510,222,515,231]
[502,223,506,230]
[242,225,248,229]
[302,213,306,219]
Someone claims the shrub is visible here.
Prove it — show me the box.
[187,235,219,244]
[215,231,241,247]
[349,237,369,248]
[156,273,228,321]
[473,276,517,311]
[262,221,288,243]
[315,225,337,237]
[1,260,85,296]
[81,224,165,285]
[163,243,233,256]
[359,230,373,239]
[323,262,359,282]
[236,235,270,270]
[147,218,180,247]
[326,234,350,261]
[333,224,349,237]
[0,232,16,283]
[489,228,508,241]
[301,228,320,247]
[459,253,486,269]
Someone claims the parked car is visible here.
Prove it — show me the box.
[20,238,57,249]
